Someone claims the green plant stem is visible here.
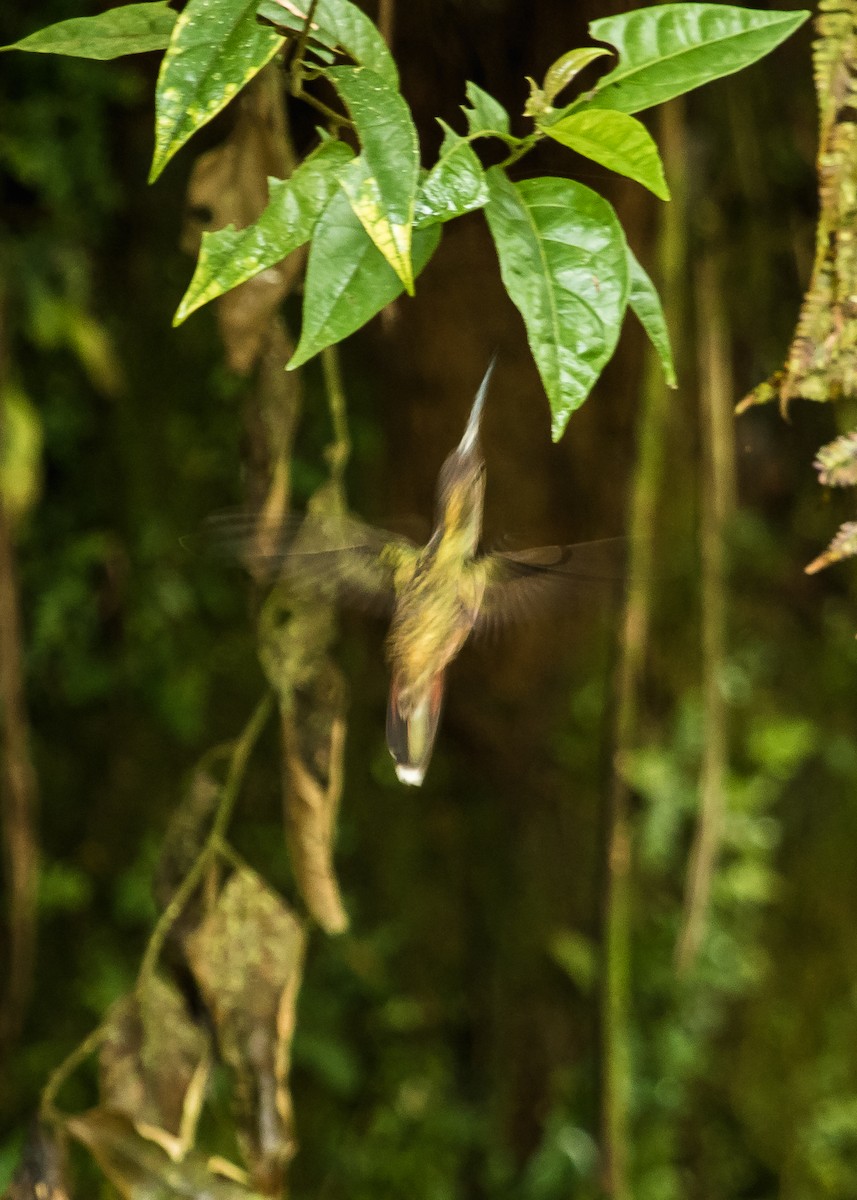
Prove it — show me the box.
[40,1018,111,1124]
[599,97,688,1200]
[497,133,540,169]
[135,692,274,994]
[320,345,351,484]
[291,0,320,77]
[675,255,734,973]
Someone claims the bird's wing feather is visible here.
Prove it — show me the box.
[195,509,417,613]
[475,537,628,632]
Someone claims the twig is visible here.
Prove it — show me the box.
[40,1019,111,1124]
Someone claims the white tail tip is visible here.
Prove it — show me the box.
[395,763,426,787]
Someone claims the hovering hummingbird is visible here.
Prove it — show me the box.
[210,360,625,786]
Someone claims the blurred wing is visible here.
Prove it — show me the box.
[195,509,417,613]
[476,538,628,631]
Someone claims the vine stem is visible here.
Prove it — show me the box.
[320,345,351,483]
[40,1019,111,1124]
[136,692,274,992]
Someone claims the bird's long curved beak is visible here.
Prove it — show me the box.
[457,355,496,458]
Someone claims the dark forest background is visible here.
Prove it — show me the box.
[4,2,857,1198]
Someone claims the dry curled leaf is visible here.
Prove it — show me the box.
[65,1109,262,1200]
[185,868,306,1196]
[154,759,221,906]
[282,659,348,934]
[99,974,210,1154]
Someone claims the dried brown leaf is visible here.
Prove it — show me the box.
[64,1109,262,1200]
[153,759,221,914]
[282,663,349,935]
[98,975,209,1147]
[185,868,306,1195]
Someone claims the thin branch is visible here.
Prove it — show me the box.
[40,1019,111,1124]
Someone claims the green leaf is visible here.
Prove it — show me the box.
[256,0,339,61]
[462,81,511,138]
[576,4,810,115]
[542,109,670,200]
[542,47,612,105]
[174,139,354,324]
[1,2,176,59]
[256,0,398,85]
[289,186,440,369]
[315,0,398,86]
[413,121,488,228]
[149,0,284,182]
[626,248,676,388]
[327,66,419,293]
[484,169,629,440]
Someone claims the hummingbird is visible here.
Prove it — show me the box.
[209,360,625,786]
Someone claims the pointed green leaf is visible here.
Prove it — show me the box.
[289,187,440,369]
[315,0,398,86]
[413,121,488,228]
[327,66,419,293]
[575,4,810,116]
[462,81,511,138]
[542,109,670,200]
[627,247,676,388]
[174,139,354,323]
[256,0,398,85]
[542,47,612,105]
[1,3,176,59]
[149,0,285,182]
[484,168,629,440]
[256,0,339,61]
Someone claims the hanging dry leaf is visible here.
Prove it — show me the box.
[154,760,221,905]
[185,868,306,1195]
[98,974,210,1155]
[282,661,349,935]
[64,1109,263,1200]
[4,1122,70,1200]
[181,68,303,374]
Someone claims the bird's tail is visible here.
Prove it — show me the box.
[386,673,445,786]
